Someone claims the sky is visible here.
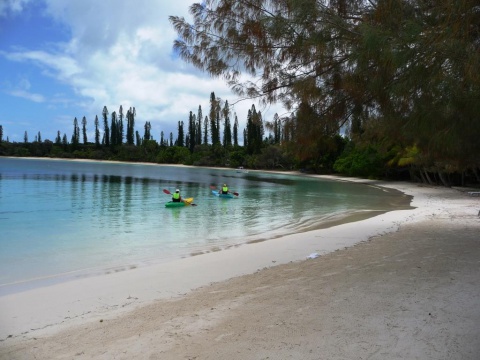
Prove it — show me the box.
[0,0,283,143]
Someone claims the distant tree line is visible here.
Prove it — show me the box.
[0,91,478,187]
[1,91,304,171]
[1,0,479,187]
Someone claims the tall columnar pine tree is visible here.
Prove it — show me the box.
[135,131,141,146]
[246,105,264,154]
[102,106,110,147]
[177,120,185,147]
[115,112,123,145]
[56,130,61,145]
[203,116,209,145]
[24,131,28,143]
[188,111,196,152]
[118,105,124,145]
[216,109,221,145]
[94,115,100,147]
[144,121,152,141]
[273,113,281,144]
[82,116,87,144]
[126,107,136,145]
[233,114,239,147]
[110,112,118,146]
[209,92,220,146]
[0,125,3,143]
[72,117,80,147]
[196,105,202,145]
[222,100,232,147]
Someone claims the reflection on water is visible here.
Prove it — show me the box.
[0,158,412,291]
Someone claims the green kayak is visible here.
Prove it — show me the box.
[165,197,193,208]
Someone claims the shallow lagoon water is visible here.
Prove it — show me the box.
[0,157,412,292]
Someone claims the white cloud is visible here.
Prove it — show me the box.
[3,0,286,140]
[8,89,45,103]
[2,76,46,103]
[0,0,33,17]
[5,50,82,79]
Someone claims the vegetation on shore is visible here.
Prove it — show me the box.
[1,0,479,187]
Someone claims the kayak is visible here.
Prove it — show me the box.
[165,197,194,207]
[212,190,235,198]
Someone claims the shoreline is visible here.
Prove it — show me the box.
[1,175,479,358]
[0,157,410,294]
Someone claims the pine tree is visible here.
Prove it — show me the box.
[177,120,185,147]
[144,121,151,141]
[72,117,80,147]
[273,113,281,144]
[216,109,221,145]
[94,115,100,147]
[118,105,124,145]
[196,105,203,145]
[203,116,209,144]
[102,106,110,147]
[135,131,141,146]
[246,105,264,154]
[126,107,136,145]
[233,114,239,146]
[111,112,120,146]
[82,116,87,144]
[209,92,220,145]
[222,100,232,147]
[188,111,195,151]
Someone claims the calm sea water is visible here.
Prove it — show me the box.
[0,157,411,292]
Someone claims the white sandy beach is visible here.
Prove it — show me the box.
[0,178,479,359]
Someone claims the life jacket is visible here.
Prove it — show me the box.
[172,192,180,201]
[222,186,228,194]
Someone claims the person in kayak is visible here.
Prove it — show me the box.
[221,184,229,194]
[172,189,182,202]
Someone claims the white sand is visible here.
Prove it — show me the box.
[0,179,479,359]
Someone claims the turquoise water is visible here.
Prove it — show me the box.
[0,157,411,292]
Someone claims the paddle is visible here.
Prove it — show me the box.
[209,185,239,196]
[163,189,197,206]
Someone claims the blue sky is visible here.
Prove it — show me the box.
[0,0,282,143]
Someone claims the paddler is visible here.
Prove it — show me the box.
[172,188,182,202]
[221,184,229,194]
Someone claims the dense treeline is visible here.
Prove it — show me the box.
[1,0,479,187]
[0,91,299,170]
[0,91,477,186]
